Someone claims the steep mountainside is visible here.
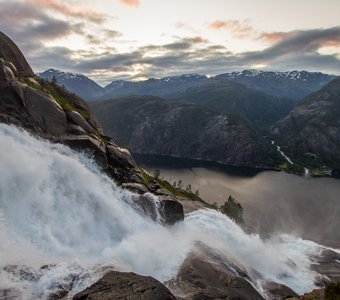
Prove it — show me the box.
[272,77,340,172]
[175,81,295,128]
[215,70,336,100]
[38,69,105,100]
[90,96,281,168]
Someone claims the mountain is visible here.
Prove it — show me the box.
[38,68,105,100]
[175,81,295,128]
[102,70,334,101]
[272,77,340,173]
[37,69,335,103]
[215,70,336,100]
[90,96,282,168]
[103,74,207,99]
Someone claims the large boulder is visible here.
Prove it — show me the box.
[168,244,264,300]
[73,271,176,300]
[0,31,34,76]
[262,282,298,300]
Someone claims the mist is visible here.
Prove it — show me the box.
[0,124,338,299]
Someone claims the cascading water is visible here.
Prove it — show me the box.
[0,124,339,299]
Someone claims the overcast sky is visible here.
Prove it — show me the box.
[1,0,340,85]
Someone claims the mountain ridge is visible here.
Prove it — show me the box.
[37,68,336,101]
[37,68,105,100]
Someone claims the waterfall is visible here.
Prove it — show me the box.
[0,124,338,299]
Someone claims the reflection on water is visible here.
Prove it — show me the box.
[134,154,340,246]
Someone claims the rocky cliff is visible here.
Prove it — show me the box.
[272,77,340,173]
[90,96,282,168]
[0,31,184,224]
[0,30,184,299]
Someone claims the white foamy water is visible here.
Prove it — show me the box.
[0,124,337,299]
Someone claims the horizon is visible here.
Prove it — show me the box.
[41,67,337,87]
[1,0,340,85]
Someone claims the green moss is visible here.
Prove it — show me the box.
[141,168,153,185]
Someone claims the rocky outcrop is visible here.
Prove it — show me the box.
[73,271,176,300]
[0,31,34,76]
[272,77,340,171]
[0,31,184,224]
[167,244,265,300]
[90,96,282,169]
[262,282,298,299]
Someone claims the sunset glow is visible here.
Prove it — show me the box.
[1,0,340,84]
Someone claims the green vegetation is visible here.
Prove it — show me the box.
[48,80,91,120]
[277,162,305,174]
[18,76,92,122]
[219,195,244,223]
[140,168,212,206]
[325,281,340,300]
[140,169,246,222]
[17,76,41,90]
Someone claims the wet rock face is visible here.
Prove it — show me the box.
[159,195,185,224]
[262,282,298,300]
[168,245,264,300]
[73,271,176,300]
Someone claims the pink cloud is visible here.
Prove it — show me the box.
[259,32,287,43]
[120,0,140,7]
[208,19,256,39]
[32,0,106,23]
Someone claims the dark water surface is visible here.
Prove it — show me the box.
[134,154,340,246]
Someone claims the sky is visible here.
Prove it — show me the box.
[1,0,340,85]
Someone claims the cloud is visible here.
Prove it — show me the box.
[208,19,256,39]
[120,0,140,8]
[30,0,106,24]
[30,28,340,85]
[104,30,122,39]
[258,32,287,43]
[0,0,113,60]
[140,37,208,53]
[244,27,340,63]
[86,30,121,45]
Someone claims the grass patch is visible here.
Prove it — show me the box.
[140,168,212,207]
[17,76,41,90]
[50,83,91,120]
